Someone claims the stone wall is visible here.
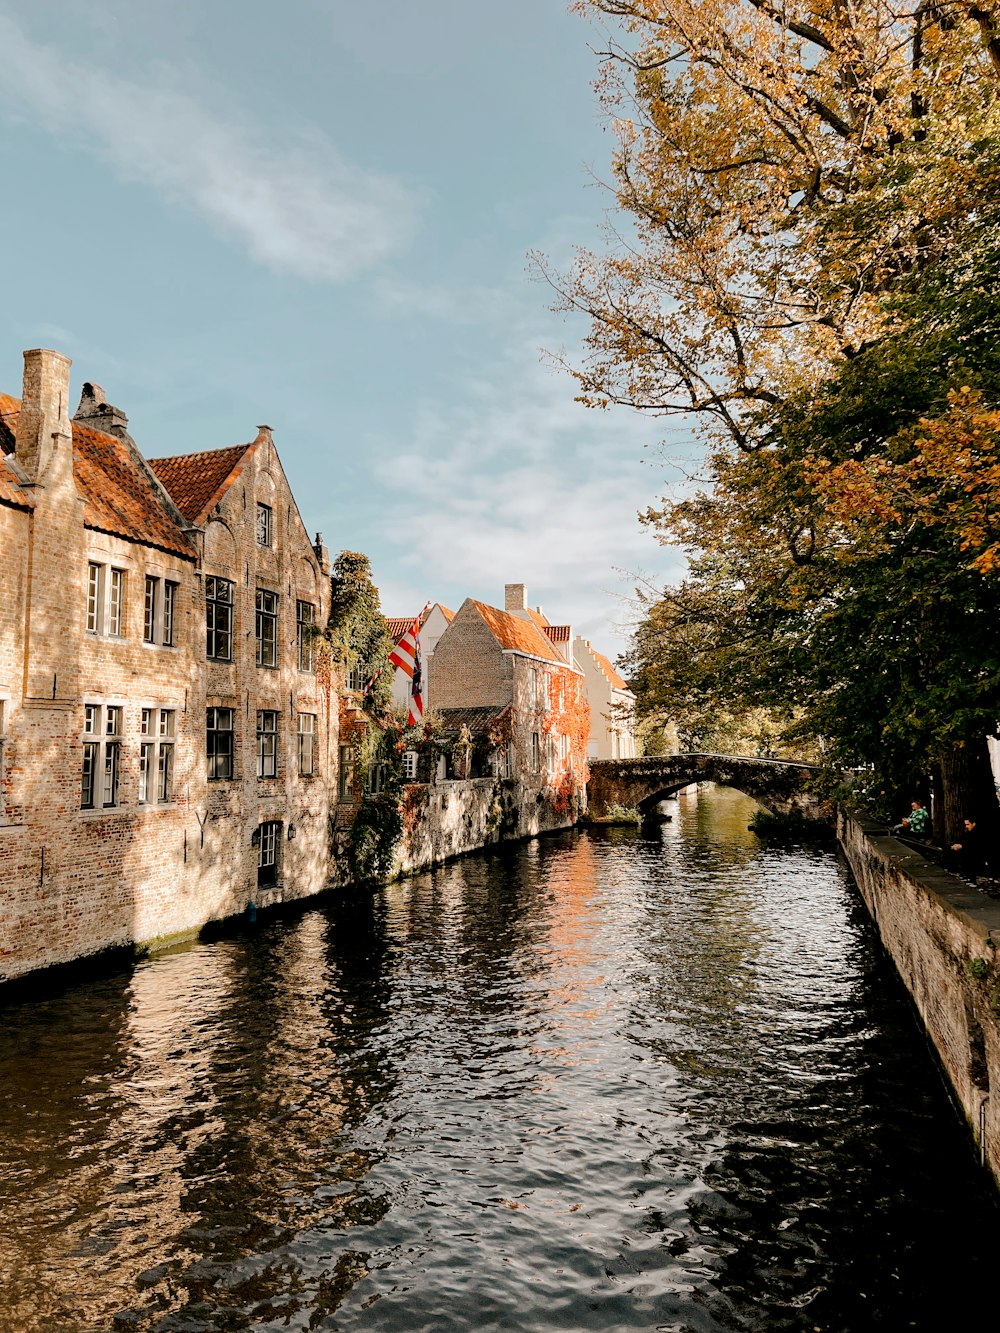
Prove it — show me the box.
[384,774,580,877]
[839,812,1000,1187]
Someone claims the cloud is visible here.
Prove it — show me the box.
[0,16,421,281]
[372,341,685,655]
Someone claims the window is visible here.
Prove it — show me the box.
[81,706,99,809]
[403,749,418,781]
[529,668,538,711]
[297,713,316,776]
[162,581,177,647]
[257,820,281,887]
[86,563,127,637]
[257,710,278,779]
[87,563,102,634]
[367,763,387,794]
[81,703,122,809]
[338,744,352,800]
[207,707,235,780]
[345,665,365,693]
[138,707,175,803]
[256,502,272,547]
[143,576,157,643]
[256,589,278,668]
[206,576,234,661]
[144,577,178,646]
[531,732,541,773]
[107,569,124,637]
[297,601,315,672]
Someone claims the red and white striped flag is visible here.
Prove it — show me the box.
[389,614,424,725]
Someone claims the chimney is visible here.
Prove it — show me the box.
[505,583,528,613]
[73,380,129,437]
[16,349,72,485]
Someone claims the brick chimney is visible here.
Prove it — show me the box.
[73,380,130,437]
[505,583,528,613]
[15,348,72,485]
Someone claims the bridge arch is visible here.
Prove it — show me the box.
[586,754,830,822]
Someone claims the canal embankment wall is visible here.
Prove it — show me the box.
[394,775,581,876]
[839,811,1000,1187]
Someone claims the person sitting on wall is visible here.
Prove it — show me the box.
[892,800,931,839]
[950,819,984,882]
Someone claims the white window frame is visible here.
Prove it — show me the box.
[403,749,418,781]
[86,563,127,638]
[139,706,176,804]
[258,820,281,886]
[256,502,272,547]
[144,576,178,647]
[338,744,352,800]
[257,710,278,778]
[205,575,234,661]
[256,588,278,668]
[81,702,123,809]
[207,706,235,781]
[297,713,316,776]
[297,601,315,673]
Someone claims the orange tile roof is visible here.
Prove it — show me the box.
[545,625,571,644]
[0,394,32,510]
[0,394,194,555]
[471,600,566,664]
[591,645,631,693]
[525,607,551,630]
[147,443,254,525]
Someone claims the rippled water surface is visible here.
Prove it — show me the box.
[2,787,999,1332]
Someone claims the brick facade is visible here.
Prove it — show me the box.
[430,590,589,831]
[0,350,336,984]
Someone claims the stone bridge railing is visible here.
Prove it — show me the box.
[587,753,831,821]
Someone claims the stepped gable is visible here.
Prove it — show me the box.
[590,644,630,692]
[148,443,255,525]
[0,392,194,556]
[471,599,565,664]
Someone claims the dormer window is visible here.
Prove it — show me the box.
[256,502,272,547]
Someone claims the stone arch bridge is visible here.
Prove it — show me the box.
[587,754,831,821]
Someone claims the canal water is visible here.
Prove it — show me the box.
[1,787,998,1333]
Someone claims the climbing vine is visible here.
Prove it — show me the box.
[322,551,403,881]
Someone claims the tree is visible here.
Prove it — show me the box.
[551,0,1000,449]
[557,1,1000,843]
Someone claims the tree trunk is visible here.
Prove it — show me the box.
[937,737,998,857]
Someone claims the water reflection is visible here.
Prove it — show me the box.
[0,786,998,1331]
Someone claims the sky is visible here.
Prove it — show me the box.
[0,0,690,657]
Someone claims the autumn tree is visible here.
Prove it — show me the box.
[556,0,1000,841]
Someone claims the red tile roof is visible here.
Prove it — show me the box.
[0,395,32,510]
[544,625,571,644]
[471,600,567,664]
[591,645,631,693]
[385,615,416,641]
[385,604,456,643]
[0,394,194,555]
[147,443,254,525]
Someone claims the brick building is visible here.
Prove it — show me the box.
[430,583,589,825]
[0,348,334,984]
